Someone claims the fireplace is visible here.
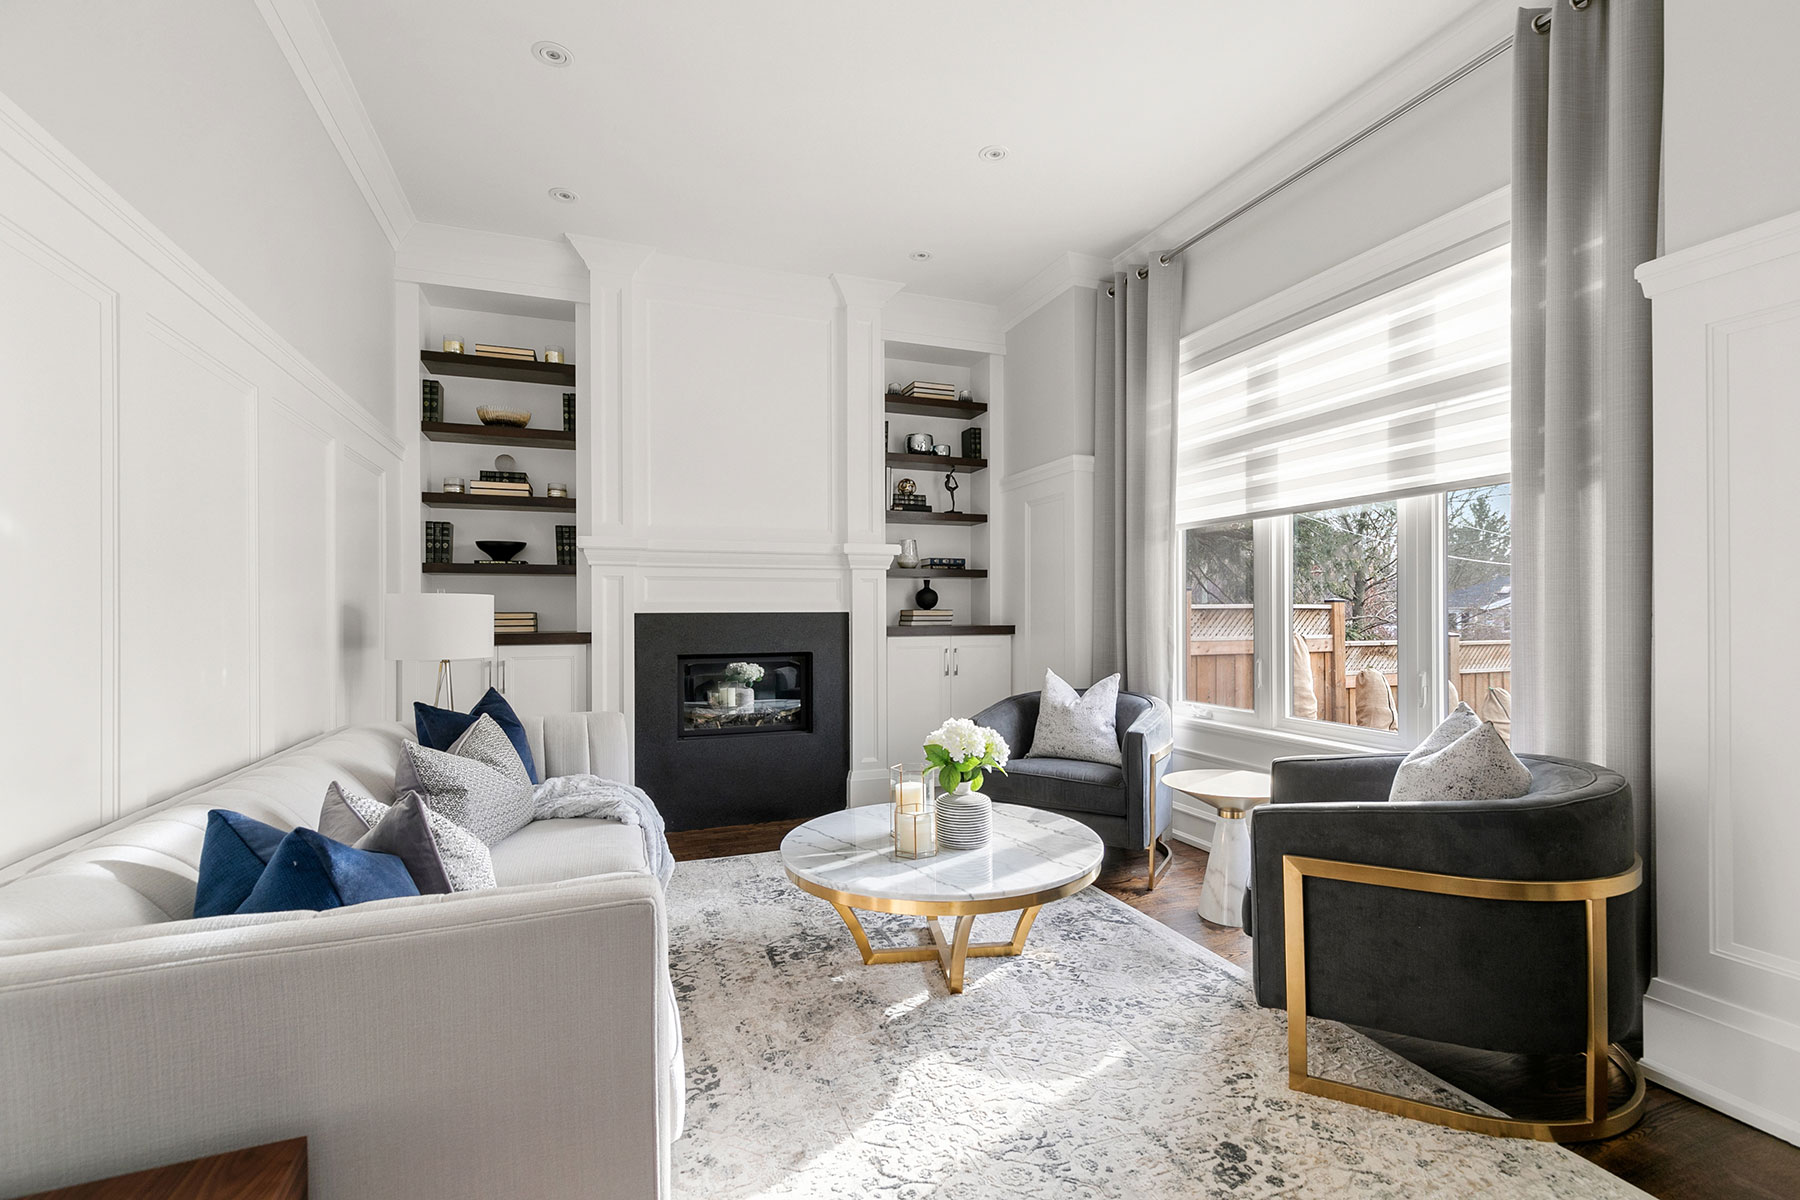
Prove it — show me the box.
[635,613,848,831]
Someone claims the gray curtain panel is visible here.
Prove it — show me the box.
[1093,254,1185,699]
[1511,1,1661,981]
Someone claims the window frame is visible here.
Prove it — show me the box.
[1172,190,1508,757]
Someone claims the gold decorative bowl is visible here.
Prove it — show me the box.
[476,407,532,427]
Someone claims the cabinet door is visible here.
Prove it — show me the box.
[949,636,1014,719]
[497,645,589,716]
[886,636,951,764]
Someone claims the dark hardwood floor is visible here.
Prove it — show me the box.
[666,822,1800,1200]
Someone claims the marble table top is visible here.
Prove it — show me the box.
[780,803,1104,907]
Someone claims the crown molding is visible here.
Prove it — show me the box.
[254,0,416,250]
[1114,0,1516,269]
[1636,209,1800,298]
[398,222,590,301]
[831,274,906,311]
[565,234,656,285]
[882,291,1006,354]
[998,251,1112,332]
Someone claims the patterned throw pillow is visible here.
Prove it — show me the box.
[320,781,496,893]
[396,740,536,847]
[1025,669,1123,767]
[448,713,531,782]
[1390,716,1532,803]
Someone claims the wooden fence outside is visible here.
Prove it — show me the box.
[1186,600,1511,724]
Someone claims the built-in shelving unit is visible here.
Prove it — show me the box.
[888,624,1015,638]
[495,631,591,646]
[885,511,987,526]
[419,350,576,387]
[888,567,986,579]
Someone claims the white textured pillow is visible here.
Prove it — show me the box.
[1390,720,1532,803]
[396,739,536,846]
[1414,701,1482,756]
[448,713,531,782]
[1025,669,1123,766]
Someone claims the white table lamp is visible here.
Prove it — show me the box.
[387,593,495,708]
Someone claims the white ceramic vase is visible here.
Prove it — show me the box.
[935,783,992,849]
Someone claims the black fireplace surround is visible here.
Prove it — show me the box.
[634,612,848,831]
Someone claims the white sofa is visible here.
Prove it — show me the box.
[0,712,683,1200]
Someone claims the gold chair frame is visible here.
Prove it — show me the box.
[1281,853,1647,1142]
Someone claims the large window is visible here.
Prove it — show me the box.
[1176,245,1511,745]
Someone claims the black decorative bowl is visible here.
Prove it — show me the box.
[476,540,527,562]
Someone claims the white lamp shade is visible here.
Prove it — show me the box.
[386,593,494,663]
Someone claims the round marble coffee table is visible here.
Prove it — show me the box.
[780,803,1103,994]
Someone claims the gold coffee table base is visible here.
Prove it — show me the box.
[786,865,1098,995]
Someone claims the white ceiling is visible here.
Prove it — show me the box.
[314,0,1479,304]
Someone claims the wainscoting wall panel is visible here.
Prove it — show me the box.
[0,92,400,870]
[1639,210,1800,1145]
[1000,455,1094,693]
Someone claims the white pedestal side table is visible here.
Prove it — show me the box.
[1163,768,1272,927]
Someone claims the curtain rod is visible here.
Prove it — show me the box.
[1126,32,1516,282]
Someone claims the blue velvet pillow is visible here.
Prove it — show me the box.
[235,827,420,915]
[414,687,539,783]
[194,810,288,918]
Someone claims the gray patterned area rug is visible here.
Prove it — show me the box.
[667,852,1646,1199]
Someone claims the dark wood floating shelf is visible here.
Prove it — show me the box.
[422,491,576,512]
[883,396,988,419]
[886,452,987,471]
[886,510,987,525]
[421,562,576,576]
[888,624,1016,637]
[888,567,987,579]
[421,421,576,449]
[496,631,591,646]
[421,349,576,386]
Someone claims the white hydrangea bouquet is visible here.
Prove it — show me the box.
[724,661,764,687]
[923,717,1010,796]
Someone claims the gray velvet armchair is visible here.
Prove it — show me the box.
[971,689,1175,886]
[1245,751,1646,1141]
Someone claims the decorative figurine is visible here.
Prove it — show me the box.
[915,579,938,610]
[943,465,960,513]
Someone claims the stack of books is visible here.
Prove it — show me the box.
[478,469,529,485]
[495,612,538,637]
[556,525,577,567]
[898,609,954,626]
[961,427,982,458]
[901,381,958,402]
[424,521,453,564]
[474,344,537,362]
[469,478,534,498]
[562,392,577,433]
[421,379,443,423]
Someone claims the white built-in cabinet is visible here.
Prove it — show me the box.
[886,634,1014,764]
[401,643,589,717]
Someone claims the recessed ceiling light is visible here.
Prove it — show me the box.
[548,187,579,203]
[977,145,1009,162]
[531,41,573,67]
[909,250,933,262]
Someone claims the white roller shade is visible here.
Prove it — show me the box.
[1176,245,1510,525]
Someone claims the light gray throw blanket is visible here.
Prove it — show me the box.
[531,774,675,887]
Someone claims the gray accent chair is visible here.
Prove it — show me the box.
[1244,751,1646,1140]
[971,689,1175,886]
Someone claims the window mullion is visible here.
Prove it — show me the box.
[1254,515,1287,730]
[1396,493,1447,743]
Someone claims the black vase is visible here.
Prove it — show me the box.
[915,580,938,610]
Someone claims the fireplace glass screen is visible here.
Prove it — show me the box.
[679,653,811,737]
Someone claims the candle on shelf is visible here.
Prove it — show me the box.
[442,336,465,354]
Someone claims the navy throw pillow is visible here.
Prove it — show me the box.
[194,810,288,918]
[236,828,420,915]
[414,686,539,783]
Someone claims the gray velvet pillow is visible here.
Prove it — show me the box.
[395,740,536,846]
[320,781,495,892]
[1389,720,1532,803]
[1025,669,1123,767]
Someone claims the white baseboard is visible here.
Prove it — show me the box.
[1169,801,1217,853]
[846,769,890,809]
[1643,982,1800,1147]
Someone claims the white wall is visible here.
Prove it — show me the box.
[0,0,396,423]
[0,93,401,868]
[1663,0,1800,253]
[1004,287,1098,474]
[1177,54,1509,336]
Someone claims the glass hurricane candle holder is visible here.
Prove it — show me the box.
[889,763,937,859]
[544,345,566,363]
[442,336,465,354]
[442,476,465,494]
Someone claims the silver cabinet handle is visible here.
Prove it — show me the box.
[953,647,960,676]
[942,647,950,677]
